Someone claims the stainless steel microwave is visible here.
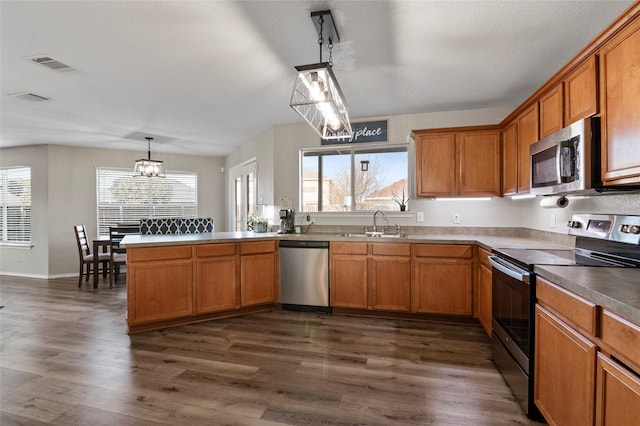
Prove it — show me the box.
[530,117,601,195]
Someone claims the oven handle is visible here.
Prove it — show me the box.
[488,256,530,283]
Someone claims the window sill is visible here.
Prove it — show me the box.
[0,242,34,249]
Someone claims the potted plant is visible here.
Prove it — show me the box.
[392,187,408,211]
[247,214,269,233]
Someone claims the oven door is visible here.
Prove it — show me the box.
[489,256,532,374]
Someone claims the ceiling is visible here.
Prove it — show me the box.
[0,1,633,157]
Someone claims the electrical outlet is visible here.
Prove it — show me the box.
[416,211,424,222]
[550,213,556,228]
[453,213,460,224]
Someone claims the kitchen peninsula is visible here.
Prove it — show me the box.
[121,230,640,335]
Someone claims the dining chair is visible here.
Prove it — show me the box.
[109,225,140,288]
[74,225,110,288]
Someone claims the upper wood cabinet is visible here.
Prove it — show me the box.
[564,55,598,124]
[414,127,501,197]
[516,104,539,194]
[539,83,564,138]
[599,16,640,185]
[502,119,518,196]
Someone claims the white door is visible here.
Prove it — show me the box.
[228,159,256,231]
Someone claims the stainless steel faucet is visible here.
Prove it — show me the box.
[372,210,389,232]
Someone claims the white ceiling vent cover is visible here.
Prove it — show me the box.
[27,55,75,72]
[9,92,50,102]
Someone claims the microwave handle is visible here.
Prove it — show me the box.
[488,256,530,283]
[557,140,576,182]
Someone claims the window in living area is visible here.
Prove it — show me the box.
[0,166,32,244]
[96,168,197,236]
[301,145,408,212]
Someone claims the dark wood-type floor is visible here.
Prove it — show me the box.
[1,275,543,425]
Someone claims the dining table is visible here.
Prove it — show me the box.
[93,236,110,288]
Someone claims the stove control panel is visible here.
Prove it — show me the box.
[569,214,640,245]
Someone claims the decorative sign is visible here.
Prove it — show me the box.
[322,120,388,145]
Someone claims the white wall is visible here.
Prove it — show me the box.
[1,144,225,278]
[225,106,640,232]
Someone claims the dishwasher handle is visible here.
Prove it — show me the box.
[279,240,329,249]
[488,255,530,284]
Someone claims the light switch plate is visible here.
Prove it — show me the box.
[416,211,424,222]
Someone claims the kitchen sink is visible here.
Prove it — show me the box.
[338,233,408,239]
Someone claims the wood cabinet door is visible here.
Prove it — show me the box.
[595,353,640,426]
[600,18,640,185]
[539,83,564,138]
[331,253,368,309]
[565,55,598,124]
[128,260,194,325]
[516,103,539,193]
[534,305,597,426]
[196,256,238,313]
[370,256,411,312]
[477,260,492,337]
[240,252,276,307]
[502,120,518,196]
[411,258,472,315]
[415,133,457,197]
[458,130,501,196]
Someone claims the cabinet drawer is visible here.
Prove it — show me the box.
[371,243,411,257]
[537,277,598,336]
[601,310,640,370]
[412,244,472,258]
[331,242,368,255]
[128,245,193,263]
[240,240,276,255]
[478,247,492,267]
[196,243,236,258]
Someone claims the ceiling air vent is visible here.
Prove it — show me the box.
[27,55,75,72]
[9,92,50,102]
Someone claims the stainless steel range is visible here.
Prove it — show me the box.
[489,214,640,419]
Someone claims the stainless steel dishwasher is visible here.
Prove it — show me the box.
[279,240,330,313]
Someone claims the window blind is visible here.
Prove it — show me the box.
[96,168,197,236]
[0,167,32,243]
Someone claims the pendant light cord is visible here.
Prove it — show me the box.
[145,137,153,161]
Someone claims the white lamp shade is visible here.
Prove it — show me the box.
[290,63,352,140]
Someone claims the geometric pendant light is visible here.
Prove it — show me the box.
[290,10,353,140]
[133,137,165,177]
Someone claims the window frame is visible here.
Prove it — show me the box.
[299,143,409,214]
[0,166,32,246]
[96,167,198,237]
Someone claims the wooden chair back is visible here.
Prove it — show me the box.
[74,224,91,257]
[109,225,140,254]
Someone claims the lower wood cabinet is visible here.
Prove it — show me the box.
[534,304,597,426]
[330,242,369,309]
[195,243,238,313]
[129,259,194,325]
[535,276,640,426]
[127,240,278,333]
[241,251,277,307]
[596,353,640,426]
[370,244,411,312]
[476,247,492,336]
[411,244,473,315]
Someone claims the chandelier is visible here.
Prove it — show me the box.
[133,137,165,177]
[290,10,352,141]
